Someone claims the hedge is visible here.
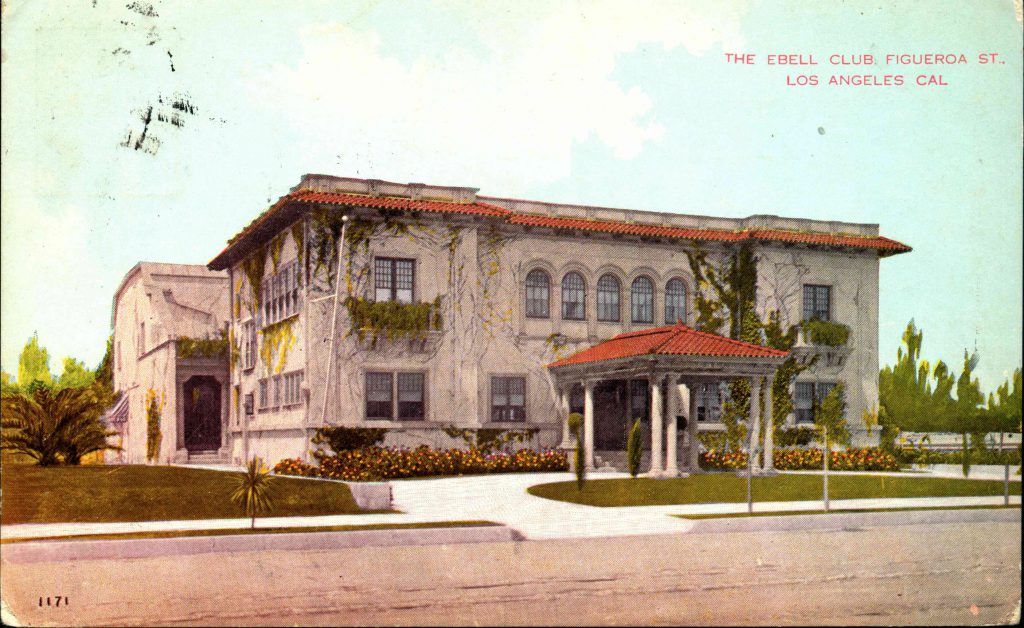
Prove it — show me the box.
[274,445,568,481]
[895,447,1021,466]
[700,447,900,472]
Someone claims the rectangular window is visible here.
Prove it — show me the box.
[491,376,526,422]
[795,382,816,423]
[241,321,256,370]
[397,373,425,420]
[375,258,415,303]
[802,284,832,321]
[138,322,146,356]
[260,260,302,327]
[283,371,304,406]
[258,378,269,409]
[366,372,394,420]
[244,392,254,417]
[273,375,282,407]
[696,383,723,423]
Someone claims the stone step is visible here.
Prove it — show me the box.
[187,451,229,464]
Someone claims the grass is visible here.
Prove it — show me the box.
[674,505,1021,520]
[526,473,1022,507]
[1,464,386,525]
[0,521,500,544]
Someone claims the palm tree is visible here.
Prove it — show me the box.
[231,457,275,528]
[1,382,118,465]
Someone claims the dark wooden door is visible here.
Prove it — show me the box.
[183,376,222,452]
[594,380,627,450]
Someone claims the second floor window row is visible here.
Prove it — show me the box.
[526,270,687,325]
[262,261,301,326]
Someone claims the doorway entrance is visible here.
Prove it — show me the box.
[593,379,650,450]
[183,376,222,452]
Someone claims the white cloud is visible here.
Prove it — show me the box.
[251,1,746,190]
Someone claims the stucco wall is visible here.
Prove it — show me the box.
[224,212,884,462]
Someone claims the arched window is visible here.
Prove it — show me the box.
[665,278,687,324]
[561,272,586,320]
[631,276,654,323]
[597,274,621,322]
[525,269,550,318]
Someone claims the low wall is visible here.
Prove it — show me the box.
[345,481,393,510]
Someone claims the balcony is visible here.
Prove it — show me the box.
[791,319,852,369]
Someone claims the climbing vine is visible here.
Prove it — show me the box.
[145,388,165,463]
[176,330,230,359]
[290,220,305,269]
[801,318,851,346]
[260,316,298,374]
[241,245,267,311]
[268,232,286,273]
[685,242,817,456]
[344,296,443,343]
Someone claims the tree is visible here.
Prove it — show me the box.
[952,351,984,476]
[567,412,586,490]
[57,357,95,390]
[878,321,958,446]
[231,457,275,528]
[986,368,1022,453]
[1,382,119,465]
[626,418,643,478]
[815,381,850,448]
[16,333,53,389]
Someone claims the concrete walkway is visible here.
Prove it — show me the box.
[2,471,1019,542]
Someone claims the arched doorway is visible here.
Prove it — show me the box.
[183,376,222,452]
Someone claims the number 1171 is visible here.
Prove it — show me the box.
[39,596,67,607]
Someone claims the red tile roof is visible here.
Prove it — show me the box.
[210,187,911,269]
[548,323,788,368]
[290,191,510,217]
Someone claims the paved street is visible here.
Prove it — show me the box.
[3,513,1019,626]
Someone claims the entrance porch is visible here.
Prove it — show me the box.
[549,323,788,477]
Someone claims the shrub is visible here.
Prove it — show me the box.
[311,426,389,454]
[895,446,1021,467]
[776,426,817,448]
[697,431,729,452]
[699,447,899,472]
[276,446,568,481]
[568,412,585,491]
[626,418,643,478]
[801,319,851,347]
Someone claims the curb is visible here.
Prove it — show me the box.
[1,525,524,564]
[685,506,1022,535]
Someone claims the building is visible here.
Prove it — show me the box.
[110,174,910,471]
[109,263,230,464]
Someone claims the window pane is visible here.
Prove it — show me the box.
[397,372,424,420]
[366,372,393,419]
[597,274,620,322]
[665,278,686,324]
[525,270,550,318]
[561,272,586,320]
[631,276,654,323]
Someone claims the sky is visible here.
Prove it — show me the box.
[1,0,1021,393]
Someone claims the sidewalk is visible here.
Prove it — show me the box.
[2,471,1019,542]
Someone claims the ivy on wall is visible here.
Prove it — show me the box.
[241,245,267,311]
[260,316,298,374]
[344,296,443,343]
[685,243,818,456]
[176,331,230,360]
[269,232,286,273]
[802,318,851,346]
[145,388,165,463]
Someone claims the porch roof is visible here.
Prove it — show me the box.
[548,323,788,369]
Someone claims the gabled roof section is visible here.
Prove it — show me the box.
[208,174,912,270]
[548,324,789,369]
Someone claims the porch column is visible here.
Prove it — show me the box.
[748,377,762,472]
[584,380,595,470]
[649,375,664,475]
[763,377,775,473]
[559,387,572,448]
[687,383,700,471]
[665,374,680,476]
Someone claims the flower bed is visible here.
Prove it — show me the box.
[274,445,568,481]
[700,447,900,472]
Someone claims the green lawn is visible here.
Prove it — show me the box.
[527,474,1022,507]
[675,505,1020,520]
[1,464,381,525]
